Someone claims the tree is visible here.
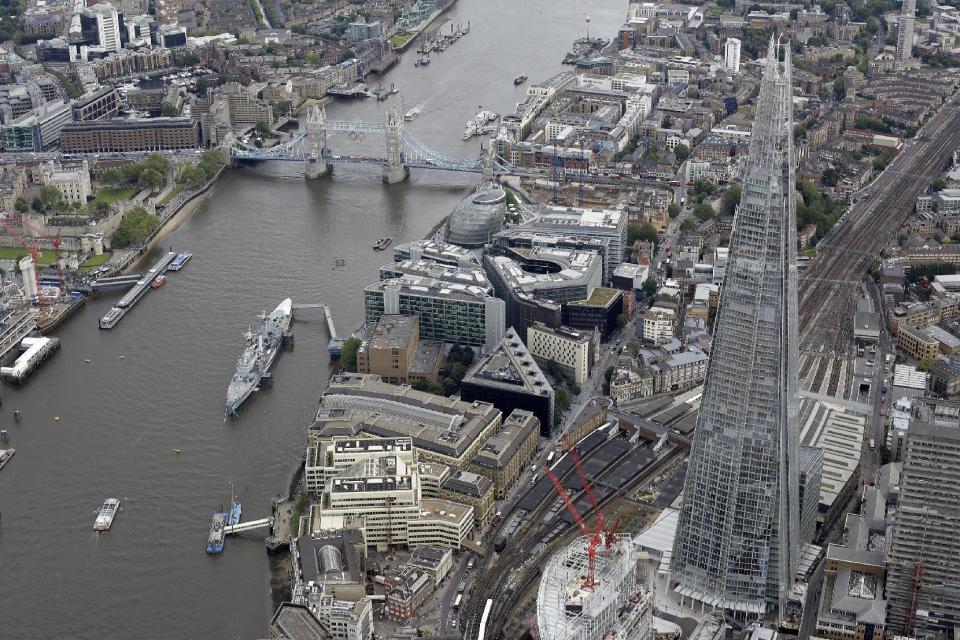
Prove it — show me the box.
[719,184,742,217]
[833,77,847,102]
[919,356,934,372]
[39,185,63,210]
[255,120,271,137]
[111,206,160,249]
[160,103,180,117]
[642,276,658,300]
[932,178,947,192]
[138,167,165,191]
[674,143,689,162]
[615,314,628,329]
[627,222,659,246]
[680,218,698,232]
[821,167,840,187]
[340,337,361,372]
[178,165,208,189]
[668,202,681,218]
[14,197,28,214]
[413,378,445,396]
[694,202,715,222]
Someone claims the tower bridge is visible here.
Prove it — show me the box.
[228,105,514,183]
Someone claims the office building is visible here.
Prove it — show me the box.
[445,184,507,248]
[392,239,479,268]
[313,374,503,473]
[309,448,474,551]
[671,38,800,619]
[886,401,960,637]
[89,3,121,52]
[72,87,121,121]
[292,529,367,603]
[59,117,198,152]
[355,315,444,385]
[439,469,495,526]
[642,306,676,345]
[157,24,187,48]
[1,100,73,151]
[304,436,414,496]
[469,409,540,499]
[798,446,824,545]
[364,275,505,352]
[459,328,555,436]
[725,38,742,74]
[484,246,603,339]
[562,287,624,338]
[379,260,491,294]
[518,206,628,280]
[526,322,595,385]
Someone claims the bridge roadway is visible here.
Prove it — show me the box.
[799,94,960,357]
[460,437,685,639]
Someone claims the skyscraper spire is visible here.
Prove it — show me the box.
[669,35,800,620]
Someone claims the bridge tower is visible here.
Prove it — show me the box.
[482,144,496,181]
[304,104,332,179]
[382,105,409,184]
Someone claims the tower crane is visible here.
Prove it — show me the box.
[0,219,44,306]
[544,464,602,589]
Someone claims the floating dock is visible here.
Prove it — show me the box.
[99,252,176,330]
[324,305,346,356]
[0,336,60,383]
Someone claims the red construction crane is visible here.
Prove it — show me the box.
[544,464,601,589]
[562,435,605,534]
[1,219,43,306]
[905,558,925,636]
[46,228,67,293]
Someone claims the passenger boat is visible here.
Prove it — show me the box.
[168,252,192,271]
[514,74,528,85]
[150,275,167,289]
[207,511,226,554]
[373,237,392,251]
[94,498,120,531]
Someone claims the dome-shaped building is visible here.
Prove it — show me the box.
[445,184,507,248]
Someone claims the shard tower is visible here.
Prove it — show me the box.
[670,36,800,620]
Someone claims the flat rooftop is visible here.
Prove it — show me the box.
[380,260,491,291]
[318,374,500,459]
[362,315,417,350]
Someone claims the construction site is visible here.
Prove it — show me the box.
[461,420,689,640]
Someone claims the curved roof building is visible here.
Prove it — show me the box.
[446,184,507,248]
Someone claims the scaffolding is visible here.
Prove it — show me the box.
[536,534,652,640]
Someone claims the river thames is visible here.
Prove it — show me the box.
[0,1,624,637]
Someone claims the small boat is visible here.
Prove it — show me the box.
[94,498,120,531]
[172,448,182,454]
[415,55,431,67]
[0,448,14,471]
[168,252,192,271]
[404,106,421,121]
[207,511,227,554]
[373,237,392,251]
[150,275,167,289]
[514,74,528,85]
[227,499,242,526]
[0,430,7,443]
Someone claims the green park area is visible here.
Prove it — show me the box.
[388,31,414,48]
[79,253,111,273]
[0,247,57,267]
[91,186,138,206]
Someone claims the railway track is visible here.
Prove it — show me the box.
[799,99,960,352]
[462,446,685,639]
